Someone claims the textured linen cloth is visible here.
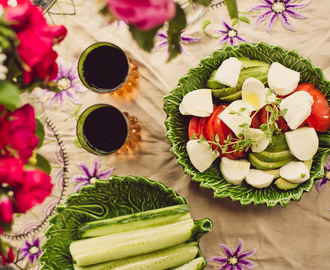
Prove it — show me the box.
[2,1,330,269]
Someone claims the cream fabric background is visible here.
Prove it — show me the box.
[4,0,330,269]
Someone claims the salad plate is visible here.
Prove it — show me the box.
[164,42,330,208]
[39,175,212,269]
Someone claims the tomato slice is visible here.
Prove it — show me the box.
[197,116,209,139]
[259,104,290,132]
[188,116,201,139]
[251,111,260,129]
[306,88,330,132]
[293,82,314,93]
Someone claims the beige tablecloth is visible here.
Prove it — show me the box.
[3,1,330,269]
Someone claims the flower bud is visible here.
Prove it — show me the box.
[0,194,14,224]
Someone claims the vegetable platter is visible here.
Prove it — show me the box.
[39,175,212,269]
[163,42,330,208]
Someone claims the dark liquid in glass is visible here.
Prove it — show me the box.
[83,106,128,153]
[82,45,129,91]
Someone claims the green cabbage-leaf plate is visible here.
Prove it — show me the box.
[164,42,330,208]
[39,175,212,269]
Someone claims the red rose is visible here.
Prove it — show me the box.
[107,0,176,31]
[4,0,67,84]
[0,106,10,149]
[0,245,14,265]
[0,194,14,224]
[14,169,53,213]
[0,157,24,188]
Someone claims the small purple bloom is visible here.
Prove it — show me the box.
[208,237,258,270]
[249,0,311,34]
[317,159,330,193]
[38,57,88,111]
[71,157,114,192]
[18,238,42,264]
[152,30,200,59]
[214,16,251,46]
[108,20,129,30]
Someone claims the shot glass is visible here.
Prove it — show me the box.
[76,104,131,155]
[78,42,132,94]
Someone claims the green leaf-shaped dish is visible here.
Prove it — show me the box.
[164,42,330,208]
[39,175,212,269]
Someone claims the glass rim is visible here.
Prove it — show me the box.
[76,103,131,155]
[78,42,131,94]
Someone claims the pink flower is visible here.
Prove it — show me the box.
[4,0,67,84]
[107,0,176,31]
[8,104,39,163]
[0,244,14,265]
[0,157,24,188]
[0,194,14,224]
[14,169,53,213]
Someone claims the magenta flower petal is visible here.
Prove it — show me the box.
[239,259,259,269]
[287,1,311,9]
[252,10,273,30]
[285,9,308,19]
[239,247,257,259]
[65,89,83,104]
[77,161,92,178]
[215,35,229,45]
[152,40,168,53]
[266,12,278,34]
[71,175,89,183]
[280,12,296,31]
[218,243,233,257]
[208,255,227,263]
[98,167,115,179]
[233,238,244,256]
[248,4,271,12]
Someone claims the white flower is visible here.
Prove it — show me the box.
[0,49,8,81]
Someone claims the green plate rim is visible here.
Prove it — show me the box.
[163,41,330,208]
[39,175,212,269]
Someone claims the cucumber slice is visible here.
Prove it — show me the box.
[72,219,196,266]
[170,257,204,270]
[73,242,199,270]
[78,204,190,238]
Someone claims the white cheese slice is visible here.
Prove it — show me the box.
[285,127,319,161]
[267,62,300,96]
[242,77,266,111]
[186,140,218,173]
[245,128,270,153]
[245,169,274,188]
[220,157,250,185]
[214,57,242,87]
[218,100,252,137]
[179,89,213,117]
[279,160,310,184]
[279,91,313,130]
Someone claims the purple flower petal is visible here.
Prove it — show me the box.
[152,40,168,53]
[57,57,67,78]
[71,83,89,93]
[67,58,78,79]
[280,12,296,31]
[92,157,101,176]
[48,93,59,110]
[287,0,310,9]
[239,247,257,259]
[229,38,235,46]
[317,178,328,193]
[248,4,271,12]
[239,259,259,269]
[71,175,89,183]
[285,9,308,19]
[181,35,200,44]
[236,265,243,270]
[77,161,92,178]
[233,238,244,256]
[155,32,168,40]
[58,91,67,111]
[220,265,231,270]
[252,10,273,30]
[218,243,233,257]
[214,28,228,35]
[180,43,190,56]
[37,90,51,98]
[98,167,115,179]
[65,89,83,104]
[236,35,251,43]
[219,16,232,30]
[73,181,89,192]
[207,255,227,264]
[266,12,278,34]
[32,238,40,247]
[259,0,273,5]
[215,35,229,46]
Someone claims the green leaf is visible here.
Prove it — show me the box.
[129,24,162,52]
[239,16,250,24]
[231,17,238,27]
[224,0,238,19]
[194,0,212,6]
[35,153,51,175]
[35,118,45,149]
[74,104,82,115]
[0,81,20,111]
[202,19,211,31]
[168,4,187,61]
